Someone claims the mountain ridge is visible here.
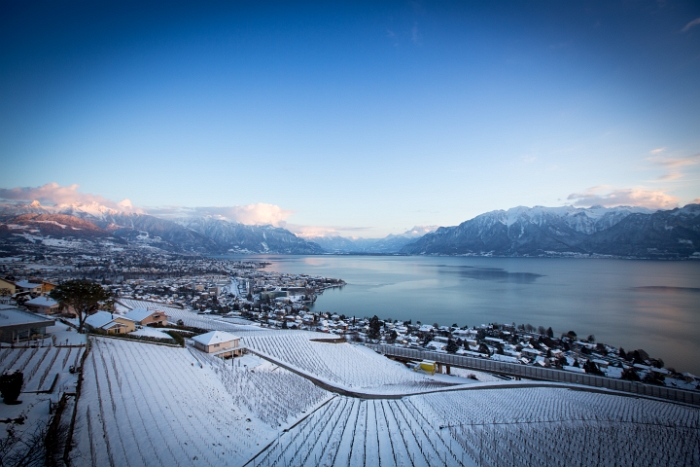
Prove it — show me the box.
[400,204,700,259]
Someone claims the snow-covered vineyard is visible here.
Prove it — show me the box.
[3,300,698,467]
[65,327,700,467]
[242,332,455,393]
[0,345,83,392]
[73,337,331,466]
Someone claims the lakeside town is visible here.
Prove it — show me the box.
[1,250,697,394]
[0,250,698,466]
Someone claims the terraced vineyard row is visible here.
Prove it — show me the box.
[243,333,453,392]
[0,345,83,391]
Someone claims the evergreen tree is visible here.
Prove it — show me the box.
[50,280,111,333]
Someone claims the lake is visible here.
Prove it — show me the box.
[220,255,700,375]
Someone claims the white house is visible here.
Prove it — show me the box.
[192,331,243,358]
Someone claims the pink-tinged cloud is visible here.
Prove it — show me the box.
[0,183,141,212]
[655,172,683,181]
[691,198,700,205]
[654,153,700,168]
[567,186,679,210]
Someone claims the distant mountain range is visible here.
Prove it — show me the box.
[307,226,438,254]
[0,201,322,254]
[400,204,700,259]
[0,201,698,259]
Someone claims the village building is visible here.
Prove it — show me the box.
[123,308,168,326]
[40,281,57,294]
[0,308,55,343]
[0,278,16,296]
[24,296,60,314]
[192,331,243,358]
[14,280,43,295]
[85,311,136,335]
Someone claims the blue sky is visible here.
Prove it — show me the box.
[1,1,699,237]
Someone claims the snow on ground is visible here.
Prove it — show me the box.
[72,337,331,467]
[0,344,84,462]
[46,324,88,346]
[411,388,700,467]
[242,332,457,393]
[129,327,174,340]
[254,396,474,467]
[447,366,516,383]
[255,387,699,467]
[0,345,84,392]
[117,298,263,333]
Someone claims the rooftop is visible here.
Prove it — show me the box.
[0,308,55,327]
[192,330,239,346]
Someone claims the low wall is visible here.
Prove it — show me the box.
[366,344,700,406]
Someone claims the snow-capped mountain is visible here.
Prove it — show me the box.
[0,201,323,254]
[174,217,323,254]
[308,226,438,254]
[401,205,700,258]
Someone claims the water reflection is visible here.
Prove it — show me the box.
[633,286,700,293]
[437,265,544,283]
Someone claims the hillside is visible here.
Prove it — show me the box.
[0,202,323,255]
[401,205,700,259]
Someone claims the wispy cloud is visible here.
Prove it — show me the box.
[0,183,141,212]
[690,198,700,205]
[567,186,679,210]
[647,152,700,182]
[650,147,665,154]
[655,172,683,181]
[681,17,700,33]
[411,22,420,44]
[653,153,700,168]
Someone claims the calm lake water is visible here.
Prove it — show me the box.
[222,255,700,375]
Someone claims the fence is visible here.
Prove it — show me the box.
[366,344,700,406]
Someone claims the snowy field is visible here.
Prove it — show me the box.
[242,332,457,393]
[414,388,700,467]
[0,344,84,392]
[255,388,699,467]
[0,344,84,463]
[72,337,331,467]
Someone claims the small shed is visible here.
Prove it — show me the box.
[192,331,243,358]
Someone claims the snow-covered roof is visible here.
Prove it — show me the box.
[192,331,239,346]
[0,308,54,327]
[123,308,160,323]
[25,296,59,307]
[15,280,42,289]
[85,311,119,329]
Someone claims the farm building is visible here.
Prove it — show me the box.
[85,311,136,334]
[24,296,60,314]
[123,308,167,326]
[192,331,243,358]
[0,308,55,342]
